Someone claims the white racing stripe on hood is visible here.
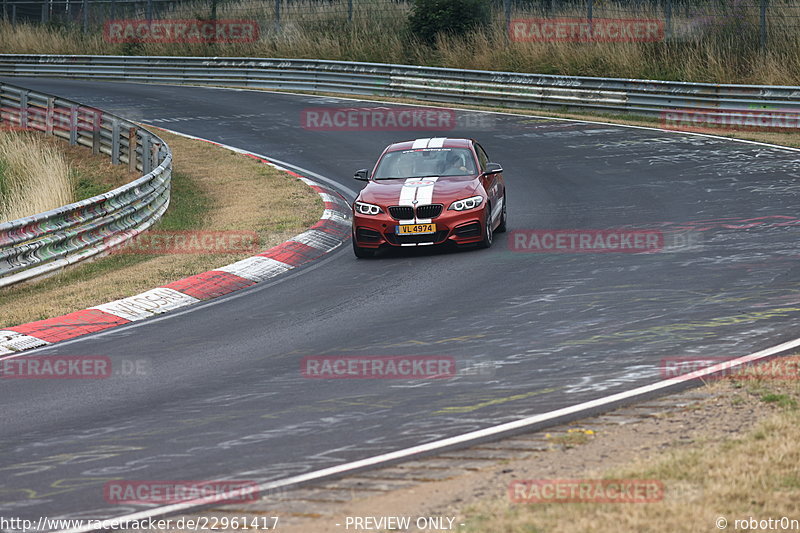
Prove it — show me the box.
[427,137,446,148]
[398,177,438,223]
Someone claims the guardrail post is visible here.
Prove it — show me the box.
[69,105,78,145]
[151,142,161,171]
[760,0,768,51]
[92,127,101,155]
[111,119,120,164]
[41,1,47,23]
[11,4,16,26]
[347,0,352,22]
[19,91,28,130]
[141,135,151,174]
[587,0,594,31]
[664,0,672,40]
[82,0,88,33]
[45,97,54,135]
[274,0,280,32]
[128,126,138,172]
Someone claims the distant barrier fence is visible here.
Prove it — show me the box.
[0,54,798,127]
[0,79,171,287]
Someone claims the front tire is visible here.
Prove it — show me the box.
[353,237,375,258]
[478,205,493,249]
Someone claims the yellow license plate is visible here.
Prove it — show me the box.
[396,223,436,235]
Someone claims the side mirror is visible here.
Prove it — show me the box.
[354,169,369,181]
[485,162,503,175]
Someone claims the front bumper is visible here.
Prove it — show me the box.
[352,206,487,248]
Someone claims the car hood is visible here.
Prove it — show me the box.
[357,176,479,206]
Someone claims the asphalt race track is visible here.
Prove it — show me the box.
[1,78,799,525]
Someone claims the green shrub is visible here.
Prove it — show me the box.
[408,0,491,45]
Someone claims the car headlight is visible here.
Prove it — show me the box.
[448,195,484,211]
[355,201,382,215]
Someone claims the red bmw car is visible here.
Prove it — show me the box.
[351,137,506,258]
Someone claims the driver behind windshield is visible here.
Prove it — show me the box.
[444,151,470,175]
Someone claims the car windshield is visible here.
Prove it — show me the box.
[373,148,477,179]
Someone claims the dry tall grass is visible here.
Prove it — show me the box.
[0,129,72,222]
[1,0,799,83]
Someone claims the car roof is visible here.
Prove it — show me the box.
[386,138,473,152]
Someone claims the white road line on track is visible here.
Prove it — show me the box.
[57,335,800,533]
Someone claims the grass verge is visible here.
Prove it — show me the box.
[0,129,323,328]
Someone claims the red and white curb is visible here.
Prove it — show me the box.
[0,132,351,356]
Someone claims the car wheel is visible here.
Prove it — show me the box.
[478,205,493,249]
[353,237,375,258]
[496,192,507,233]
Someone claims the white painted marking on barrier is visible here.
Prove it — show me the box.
[0,331,50,355]
[91,288,200,322]
[216,256,292,282]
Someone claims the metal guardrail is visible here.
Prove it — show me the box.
[0,54,799,125]
[0,80,171,288]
